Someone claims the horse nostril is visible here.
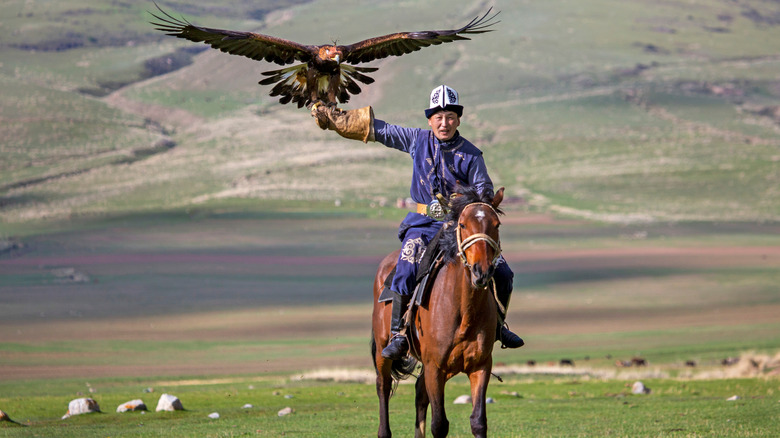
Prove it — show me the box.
[471,265,492,287]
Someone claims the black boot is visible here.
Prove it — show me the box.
[498,325,524,349]
[381,291,411,360]
[494,275,524,349]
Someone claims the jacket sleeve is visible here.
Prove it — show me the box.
[373,119,421,154]
[468,154,494,199]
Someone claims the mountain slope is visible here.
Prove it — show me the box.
[1,0,779,223]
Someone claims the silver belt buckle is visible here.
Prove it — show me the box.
[427,200,446,221]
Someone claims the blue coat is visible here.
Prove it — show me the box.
[373,119,509,296]
[373,119,494,207]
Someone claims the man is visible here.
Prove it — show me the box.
[313,85,523,360]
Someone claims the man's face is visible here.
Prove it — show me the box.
[427,110,461,141]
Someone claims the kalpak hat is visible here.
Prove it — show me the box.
[425,85,463,118]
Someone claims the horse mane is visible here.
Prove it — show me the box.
[439,186,503,262]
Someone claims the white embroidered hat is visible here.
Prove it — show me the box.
[425,85,464,118]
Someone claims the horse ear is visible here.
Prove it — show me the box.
[492,187,504,209]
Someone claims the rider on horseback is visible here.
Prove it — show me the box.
[313,85,524,359]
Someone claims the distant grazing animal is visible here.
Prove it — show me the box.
[372,187,505,438]
[150,4,499,108]
[685,360,697,367]
[631,357,647,366]
[560,359,575,367]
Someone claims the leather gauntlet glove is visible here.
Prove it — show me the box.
[312,104,374,143]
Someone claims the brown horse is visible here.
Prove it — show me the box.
[371,187,505,438]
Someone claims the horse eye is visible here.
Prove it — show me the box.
[459,223,465,229]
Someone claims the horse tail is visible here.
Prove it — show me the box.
[370,330,418,387]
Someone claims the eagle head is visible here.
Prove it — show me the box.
[318,46,342,64]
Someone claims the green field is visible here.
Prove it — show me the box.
[1,374,778,437]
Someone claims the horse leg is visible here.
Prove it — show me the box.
[424,368,449,438]
[375,358,393,438]
[468,369,491,438]
[414,368,429,438]
[374,335,394,438]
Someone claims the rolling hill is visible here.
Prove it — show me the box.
[2,0,780,224]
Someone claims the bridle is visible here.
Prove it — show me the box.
[455,202,502,269]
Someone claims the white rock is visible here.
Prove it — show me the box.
[116,399,147,413]
[726,395,741,401]
[155,394,184,412]
[631,381,651,395]
[277,407,293,417]
[486,397,495,404]
[62,398,101,419]
[453,395,472,404]
[242,404,254,409]
[0,409,17,424]
[208,412,220,419]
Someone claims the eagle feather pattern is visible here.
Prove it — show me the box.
[150,3,499,107]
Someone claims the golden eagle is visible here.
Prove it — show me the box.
[150,5,499,108]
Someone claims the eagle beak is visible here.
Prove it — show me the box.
[334,54,340,63]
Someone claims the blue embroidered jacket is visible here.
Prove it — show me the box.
[373,119,495,235]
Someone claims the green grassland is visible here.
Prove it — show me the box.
[0,374,778,437]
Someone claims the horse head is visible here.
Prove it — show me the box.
[453,187,504,289]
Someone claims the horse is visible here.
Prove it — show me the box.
[371,186,505,438]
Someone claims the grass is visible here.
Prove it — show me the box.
[0,375,777,437]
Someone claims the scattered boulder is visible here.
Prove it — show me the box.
[725,352,780,377]
[242,404,254,409]
[51,267,91,284]
[726,395,741,401]
[631,381,651,395]
[208,412,220,419]
[453,395,472,405]
[62,398,101,419]
[155,394,184,412]
[116,400,147,413]
[277,407,293,417]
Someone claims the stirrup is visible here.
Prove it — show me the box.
[381,333,409,359]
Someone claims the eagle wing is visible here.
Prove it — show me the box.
[340,8,500,64]
[150,4,315,65]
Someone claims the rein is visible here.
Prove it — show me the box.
[455,202,502,268]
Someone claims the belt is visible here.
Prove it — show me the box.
[416,200,447,221]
